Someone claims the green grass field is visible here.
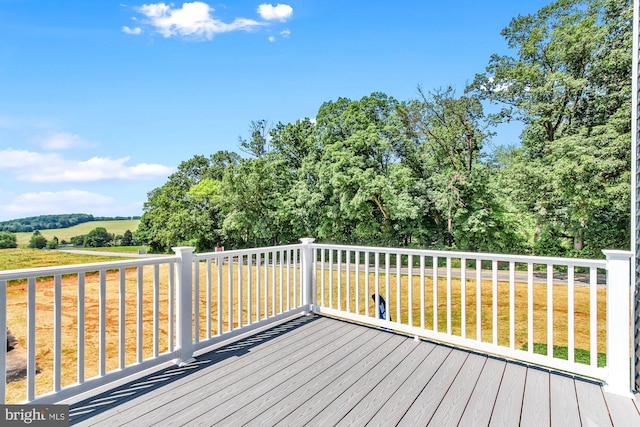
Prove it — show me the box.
[14,219,140,247]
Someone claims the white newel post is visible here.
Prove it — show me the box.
[603,250,633,396]
[173,246,196,366]
[300,238,315,314]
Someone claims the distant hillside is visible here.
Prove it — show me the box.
[0,214,141,233]
[14,219,141,247]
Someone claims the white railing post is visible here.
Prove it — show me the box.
[300,238,315,314]
[173,246,196,366]
[603,250,633,396]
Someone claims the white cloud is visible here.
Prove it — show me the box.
[257,4,293,21]
[122,25,142,35]
[280,29,290,37]
[40,132,94,150]
[133,1,263,40]
[268,36,275,42]
[0,149,174,183]
[0,190,117,217]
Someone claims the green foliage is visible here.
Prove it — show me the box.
[28,231,47,249]
[121,230,134,246]
[0,232,17,249]
[0,214,95,233]
[0,214,140,234]
[46,236,59,250]
[83,227,114,248]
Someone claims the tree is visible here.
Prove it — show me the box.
[304,92,419,245]
[395,87,522,251]
[239,120,270,158]
[121,229,133,246]
[70,235,85,246]
[0,232,17,249]
[46,236,59,250]
[28,230,47,249]
[137,152,240,252]
[83,227,113,248]
[471,0,632,255]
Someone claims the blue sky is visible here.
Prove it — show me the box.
[0,0,551,222]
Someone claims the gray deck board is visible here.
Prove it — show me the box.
[364,344,452,426]
[575,380,612,427]
[138,321,365,426]
[396,348,469,426]
[605,390,640,427]
[457,357,507,426]
[306,336,419,426]
[67,314,640,427]
[489,361,527,427]
[550,373,581,426]
[74,316,340,426]
[426,352,487,426]
[243,329,393,426]
[334,340,436,427]
[520,368,550,427]
[201,326,380,425]
[275,332,408,426]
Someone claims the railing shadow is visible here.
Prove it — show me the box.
[68,314,317,425]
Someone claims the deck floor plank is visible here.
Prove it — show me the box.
[426,352,487,426]
[334,339,436,427]
[142,322,366,427]
[574,380,612,427]
[356,344,452,427]
[276,333,410,427]
[488,362,527,427]
[457,357,507,427]
[520,368,550,427]
[302,334,418,426]
[201,326,381,425]
[549,374,581,426]
[238,328,397,426]
[102,318,351,427]
[72,315,338,426]
[66,315,640,427]
[396,348,469,426]
[604,390,640,427]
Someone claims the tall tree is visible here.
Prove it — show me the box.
[471,0,631,255]
[305,92,418,245]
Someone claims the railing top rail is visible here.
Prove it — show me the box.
[0,255,180,281]
[310,243,609,267]
[195,243,303,259]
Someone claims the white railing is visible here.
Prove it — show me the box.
[310,243,633,397]
[0,255,180,405]
[0,239,634,403]
[0,244,310,404]
[190,242,310,354]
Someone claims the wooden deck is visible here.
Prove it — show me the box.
[67,315,640,426]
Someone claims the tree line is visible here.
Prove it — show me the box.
[137,0,631,259]
[25,228,138,249]
[0,214,141,233]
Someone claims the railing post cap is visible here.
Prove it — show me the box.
[299,238,315,244]
[601,250,632,261]
[172,246,196,255]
